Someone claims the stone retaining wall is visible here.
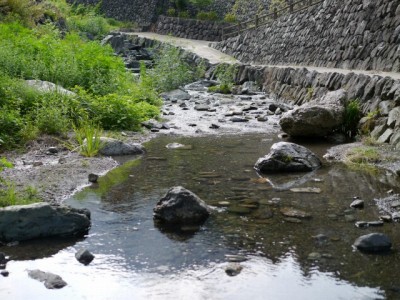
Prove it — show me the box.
[234,65,400,148]
[156,16,228,41]
[215,0,400,72]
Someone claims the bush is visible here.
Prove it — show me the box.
[166,8,176,17]
[0,109,24,148]
[141,46,204,92]
[223,13,237,23]
[196,11,218,21]
[178,10,190,18]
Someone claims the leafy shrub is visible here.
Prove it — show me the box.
[178,10,190,18]
[189,0,213,9]
[0,109,24,148]
[167,8,176,17]
[141,46,203,92]
[196,11,218,21]
[0,22,131,95]
[208,84,231,94]
[223,13,237,23]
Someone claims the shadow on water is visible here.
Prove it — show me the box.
[3,133,400,299]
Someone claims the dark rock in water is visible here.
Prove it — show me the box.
[0,203,91,242]
[368,221,384,227]
[225,263,243,276]
[75,249,95,265]
[153,186,211,225]
[28,269,67,289]
[280,89,347,137]
[88,173,99,183]
[355,221,369,228]
[1,270,9,277]
[353,233,392,253]
[254,142,321,173]
[161,89,191,102]
[98,137,145,156]
[350,199,364,209]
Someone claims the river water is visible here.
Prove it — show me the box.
[2,133,400,299]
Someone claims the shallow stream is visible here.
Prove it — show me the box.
[3,133,400,299]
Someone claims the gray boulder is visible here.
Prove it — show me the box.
[160,89,191,102]
[101,34,125,54]
[26,80,76,97]
[353,233,392,253]
[98,137,145,156]
[0,203,90,242]
[255,142,321,173]
[153,186,211,225]
[28,270,67,289]
[280,89,347,137]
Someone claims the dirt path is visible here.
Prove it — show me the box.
[131,32,239,65]
[133,32,400,80]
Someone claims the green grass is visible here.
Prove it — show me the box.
[73,120,103,157]
[0,182,41,207]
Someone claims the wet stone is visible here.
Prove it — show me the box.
[284,217,302,223]
[75,249,95,265]
[28,270,67,289]
[380,215,392,222]
[209,123,220,129]
[353,233,392,253]
[368,221,384,227]
[225,263,243,277]
[280,207,312,219]
[308,252,322,260]
[355,221,369,228]
[88,173,99,183]
[350,199,364,209]
[290,187,321,194]
[194,104,210,111]
[391,200,400,208]
[1,270,9,277]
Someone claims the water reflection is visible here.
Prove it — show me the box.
[2,133,400,299]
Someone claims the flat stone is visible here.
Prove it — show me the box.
[307,252,322,260]
[28,270,67,289]
[194,104,210,111]
[290,187,321,194]
[280,207,311,219]
[230,117,249,122]
[284,217,302,223]
[350,199,364,209]
[98,137,145,156]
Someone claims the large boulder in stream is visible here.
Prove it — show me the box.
[98,137,145,156]
[255,142,321,173]
[0,203,91,242]
[280,89,347,137]
[353,233,392,253]
[153,186,211,225]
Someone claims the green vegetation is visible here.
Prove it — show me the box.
[73,120,104,157]
[0,157,13,171]
[208,64,237,94]
[223,13,237,23]
[0,182,41,207]
[141,46,206,92]
[344,146,380,174]
[196,11,218,21]
[342,99,361,138]
[0,0,212,152]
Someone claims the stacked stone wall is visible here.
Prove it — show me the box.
[215,0,400,72]
[156,16,229,41]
